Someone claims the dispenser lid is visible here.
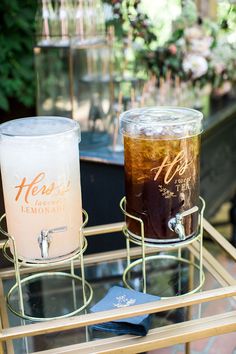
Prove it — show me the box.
[120,107,203,139]
[0,116,81,141]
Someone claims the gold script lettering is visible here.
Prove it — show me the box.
[151,151,192,184]
[15,172,71,203]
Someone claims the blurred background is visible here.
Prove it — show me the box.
[1,0,236,248]
[1,0,236,125]
[0,3,235,353]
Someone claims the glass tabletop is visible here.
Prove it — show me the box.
[1,234,235,354]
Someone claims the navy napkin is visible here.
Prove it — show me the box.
[90,286,160,336]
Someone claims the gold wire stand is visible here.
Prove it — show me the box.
[120,197,205,297]
[0,210,93,322]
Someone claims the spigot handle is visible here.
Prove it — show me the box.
[49,226,67,234]
[179,206,199,219]
[38,226,67,259]
[168,205,199,241]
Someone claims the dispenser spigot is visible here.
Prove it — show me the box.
[168,206,199,241]
[38,226,67,258]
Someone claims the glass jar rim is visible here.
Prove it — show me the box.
[120,107,203,128]
[0,116,80,141]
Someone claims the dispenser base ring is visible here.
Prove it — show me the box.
[7,271,93,322]
[123,226,202,249]
[123,254,205,298]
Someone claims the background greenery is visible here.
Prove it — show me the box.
[0,0,37,113]
[0,0,235,115]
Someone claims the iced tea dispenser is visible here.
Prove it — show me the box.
[120,107,203,243]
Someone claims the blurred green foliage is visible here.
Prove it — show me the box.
[0,0,37,111]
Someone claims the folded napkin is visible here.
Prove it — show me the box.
[90,286,160,336]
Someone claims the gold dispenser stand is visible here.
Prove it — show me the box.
[0,211,93,322]
[120,197,205,297]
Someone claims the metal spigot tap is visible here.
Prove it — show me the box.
[168,206,199,240]
[38,226,67,258]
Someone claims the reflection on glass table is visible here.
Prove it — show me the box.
[0,220,236,354]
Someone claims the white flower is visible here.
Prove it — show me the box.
[103,4,114,22]
[176,38,186,48]
[185,26,202,41]
[214,62,225,74]
[183,54,208,79]
[211,39,234,64]
[189,37,213,57]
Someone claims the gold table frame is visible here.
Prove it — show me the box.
[0,211,93,322]
[0,218,235,354]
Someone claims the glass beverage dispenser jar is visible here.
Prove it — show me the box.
[120,107,203,244]
[0,116,83,262]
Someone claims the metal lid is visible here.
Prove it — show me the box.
[120,107,203,139]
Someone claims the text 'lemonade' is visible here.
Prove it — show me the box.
[0,117,82,261]
[120,107,203,243]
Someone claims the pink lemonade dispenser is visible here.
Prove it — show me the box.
[0,116,83,263]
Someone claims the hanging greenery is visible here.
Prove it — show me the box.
[103,0,158,44]
[0,0,37,112]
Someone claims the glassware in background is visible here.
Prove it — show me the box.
[58,0,69,45]
[112,31,140,107]
[70,1,111,149]
[74,0,84,39]
[35,44,73,117]
[0,117,83,262]
[35,0,112,148]
[71,38,112,148]
[108,91,124,152]
[35,0,108,46]
[35,0,73,118]
[35,0,54,46]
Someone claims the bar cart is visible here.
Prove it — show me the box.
[0,217,235,353]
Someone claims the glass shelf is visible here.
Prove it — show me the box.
[0,219,235,353]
